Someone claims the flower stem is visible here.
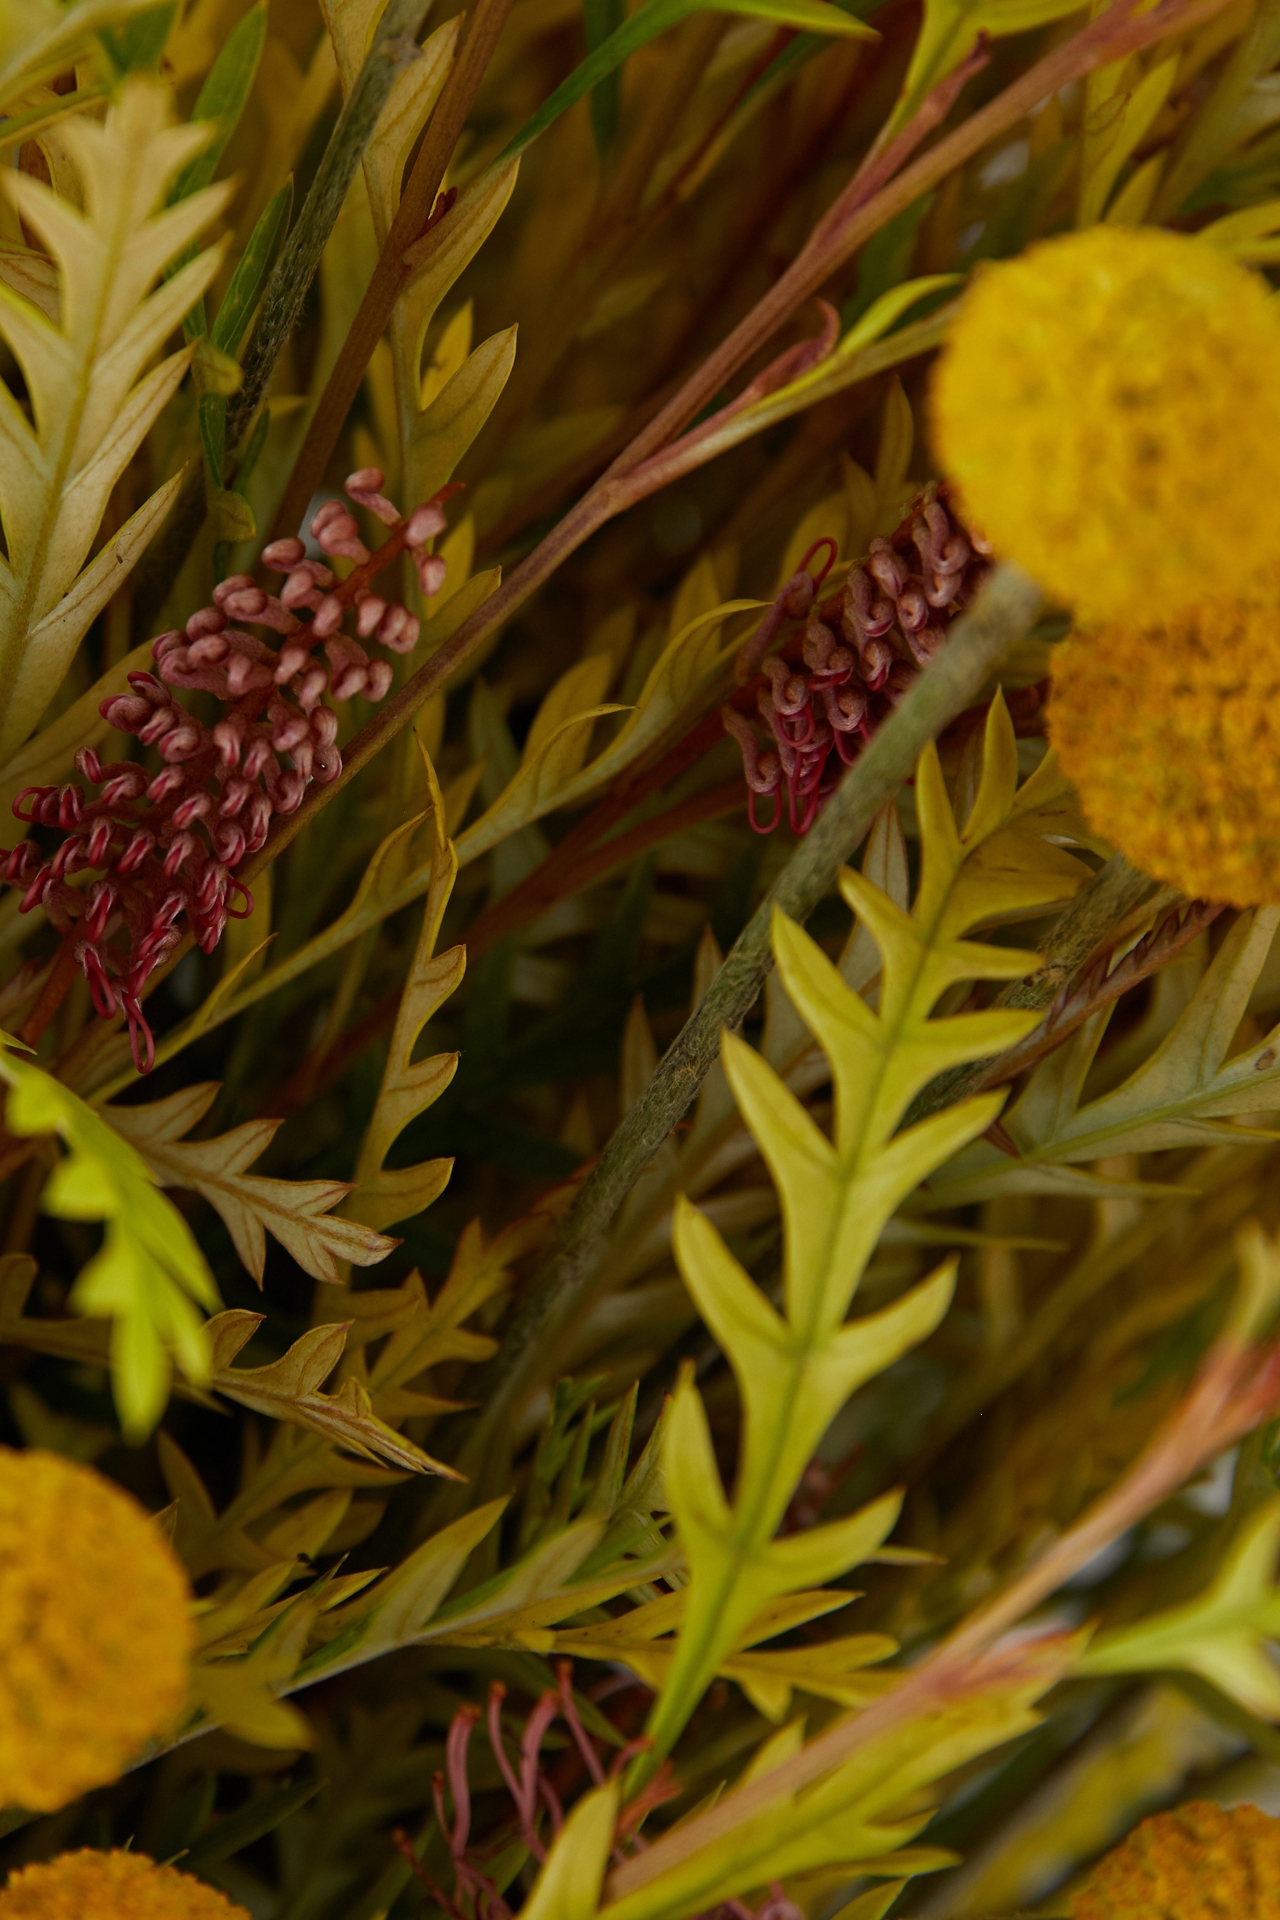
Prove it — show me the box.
[132,0,435,627]
[18,937,80,1051]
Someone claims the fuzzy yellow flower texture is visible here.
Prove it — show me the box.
[1048,603,1280,906]
[0,1850,250,1919]
[1071,1800,1280,1917]
[929,226,1280,621]
[0,1449,193,1811]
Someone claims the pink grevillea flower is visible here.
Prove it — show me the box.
[724,485,992,835]
[0,471,452,1070]
[393,1665,796,1919]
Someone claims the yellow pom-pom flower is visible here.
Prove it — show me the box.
[0,1850,250,1919]
[0,1450,193,1810]
[1048,603,1280,906]
[929,227,1280,621]
[1071,1800,1280,1917]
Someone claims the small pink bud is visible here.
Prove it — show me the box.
[311,593,344,638]
[171,791,213,830]
[211,820,246,866]
[416,552,447,597]
[281,569,319,609]
[311,498,347,535]
[217,776,253,818]
[224,585,268,620]
[213,573,256,603]
[406,504,446,545]
[273,769,306,813]
[101,694,152,731]
[297,665,329,710]
[159,724,204,763]
[127,671,168,703]
[139,705,181,745]
[242,737,274,779]
[262,536,306,569]
[226,655,273,696]
[163,832,199,876]
[86,882,115,941]
[355,594,387,638]
[377,604,419,653]
[365,660,393,701]
[274,642,311,683]
[213,717,245,766]
[20,865,53,912]
[86,822,113,866]
[118,829,156,874]
[146,768,186,805]
[186,606,227,641]
[188,633,230,668]
[332,664,368,701]
[271,711,309,753]
[100,768,148,806]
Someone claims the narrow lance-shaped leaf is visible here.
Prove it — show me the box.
[495,0,879,166]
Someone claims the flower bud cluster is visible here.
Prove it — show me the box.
[0,471,452,1068]
[724,485,990,833]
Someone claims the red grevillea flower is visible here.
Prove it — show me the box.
[0,471,452,1070]
[724,484,991,834]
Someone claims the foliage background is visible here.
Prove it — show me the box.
[5,0,1280,1914]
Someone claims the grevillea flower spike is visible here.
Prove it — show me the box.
[723,484,990,833]
[0,473,453,1069]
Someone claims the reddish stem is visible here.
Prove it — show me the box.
[17,937,80,1049]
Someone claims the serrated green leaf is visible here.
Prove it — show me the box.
[1080,1497,1280,1716]
[644,692,1087,1771]
[920,907,1280,1209]
[0,1035,219,1439]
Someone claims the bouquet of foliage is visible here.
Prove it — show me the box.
[5,0,1280,1915]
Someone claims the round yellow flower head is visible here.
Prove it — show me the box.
[1049,602,1280,906]
[0,1850,250,1919]
[1071,1800,1280,1917]
[0,1449,193,1810]
[929,226,1280,620]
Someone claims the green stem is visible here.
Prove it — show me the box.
[428,565,1045,1507]
[131,0,433,627]
[228,0,434,451]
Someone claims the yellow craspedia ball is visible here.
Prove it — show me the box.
[929,226,1280,621]
[0,1450,193,1810]
[1071,1800,1280,1917]
[1049,602,1280,906]
[0,1850,249,1919]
